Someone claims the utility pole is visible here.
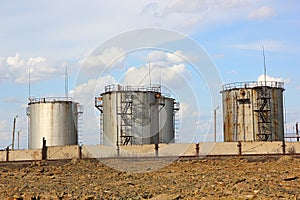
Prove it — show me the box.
[17,130,21,149]
[12,115,18,150]
[214,106,219,142]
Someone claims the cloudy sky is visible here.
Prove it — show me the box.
[0,0,299,149]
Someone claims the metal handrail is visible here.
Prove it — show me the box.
[222,81,284,91]
[104,84,161,93]
[29,97,74,103]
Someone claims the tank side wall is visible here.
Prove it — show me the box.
[132,92,159,145]
[103,93,118,146]
[29,102,78,149]
[271,88,284,141]
[159,98,175,143]
[222,90,234,142]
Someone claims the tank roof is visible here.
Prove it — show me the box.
[28,97,75,104]
[103,84,161,94]
[222,81,284,91]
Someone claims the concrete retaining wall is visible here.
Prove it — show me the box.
[82,145,117,158]
[159,143,195,156]
[120,145,156,157]
[47,145,80,160]
[205,142,238,155]
[286,142,300,154]
[0,151,6,161]
[9,149,41,161]
[241,142,283,154]
[1,142,300,162]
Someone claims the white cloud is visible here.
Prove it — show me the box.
[124,63,189,89]
[71,75,116,106]
[147,51,167,62]
[6,54,25,67]
[164,0,206,14]
[69,75,117,144]
[257,74,288,84]
[231,40,290,52]
[84,47,125,68]
[140,2,163,17]
[148,50,186,64]
[248,6,276,20]
[0,53,65,84]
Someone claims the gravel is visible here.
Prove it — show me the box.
[0,156,299,199]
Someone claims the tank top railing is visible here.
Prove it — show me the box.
[222,81,284,91]
[29,97,73,103]
[104,84,161,93]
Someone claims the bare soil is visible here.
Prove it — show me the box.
[0,156,299,200]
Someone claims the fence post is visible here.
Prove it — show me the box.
[282,140,286,155]
[237,142,242,156]
[195,143,199,156]
[155,144,159,157]
[6,146,9,162]
[42,137,47,160]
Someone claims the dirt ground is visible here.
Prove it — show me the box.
[0,156,299,200]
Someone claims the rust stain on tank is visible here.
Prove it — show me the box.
[222,81,285,142]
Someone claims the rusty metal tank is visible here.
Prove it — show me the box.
[96,85,162,146]
[221,81,285,142]
[27,97,80,149]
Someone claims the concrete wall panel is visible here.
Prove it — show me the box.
[9,149,42,161]
[242,142,282,154]
[47,145,79,160]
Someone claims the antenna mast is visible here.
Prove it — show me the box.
[148,61,151,87]
[28,66,31,100]
[65,66,68,98]
[160,65,162,88]
[262,45,267,87]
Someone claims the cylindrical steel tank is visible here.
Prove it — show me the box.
[221,81,285,142]
[159,97,178,144]
[27,98,79,149]
[100,85,161,146]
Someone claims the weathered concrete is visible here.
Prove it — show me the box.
[47,145,79,160]
[241,142,282,154]
[9,149,41,161]
[120,145,156,157]
[0,151,6,161]
[0,142,299,162]
[159,143,196,156]
[286,142,300,154]
[82,145,117,158]
[204,142,238,155]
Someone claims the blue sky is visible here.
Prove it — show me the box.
[0,0,299,148]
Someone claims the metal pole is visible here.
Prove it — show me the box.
[214,106,219,142]
[296,122,299,142]
[12,115,18,150]
[17,130,21,150]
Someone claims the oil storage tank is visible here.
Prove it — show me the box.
[27,97,80,149]
[221,81,285,142]
[159,97,179,144]
[95,84,164,146]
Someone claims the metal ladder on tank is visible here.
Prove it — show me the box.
[99,113,103,144]
[174,102,180,143]
[118,92,134,145]
[76,104,84,146]
[255,88,272,141]
[94,97,104,144]
[233,92,239,141]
